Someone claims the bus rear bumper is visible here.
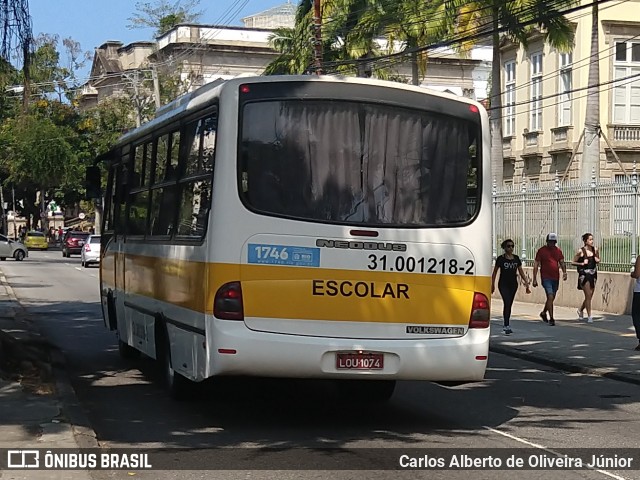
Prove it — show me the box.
[209,320,489,381]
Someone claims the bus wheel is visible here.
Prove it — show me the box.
[106,292,117,331]
[118,336,140,360]
[157,326,194,400]
[336,379,396,403]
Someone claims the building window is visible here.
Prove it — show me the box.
[558,52,572,126]
[530,52,543,131]
[504,61,516,136]
[613,40,640,124]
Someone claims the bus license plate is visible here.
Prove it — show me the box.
[336,352,384,370]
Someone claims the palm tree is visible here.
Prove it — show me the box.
[443,0,576,183]
[376,0,446,85]
[321,0,383,77]
[580,2,599,181]
[264,1,314,75]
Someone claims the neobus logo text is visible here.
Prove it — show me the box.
[315,239,407,252]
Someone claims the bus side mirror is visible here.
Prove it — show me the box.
[85,166,102,199]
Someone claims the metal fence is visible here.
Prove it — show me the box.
[493,171,639,272]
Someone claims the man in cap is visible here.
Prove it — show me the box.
[532,233,567,326]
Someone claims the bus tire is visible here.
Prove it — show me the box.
[156,323,194,400]
[106,292,117,331]
[336,379,396,403]
[117,336,140,360]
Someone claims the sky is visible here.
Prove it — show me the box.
[28,0,286,83]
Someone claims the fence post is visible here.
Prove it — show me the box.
[590,167,597,234]
[554,171,560,235]
[492,178,497,261]
[521,178,527,261]
[632,162,638,267]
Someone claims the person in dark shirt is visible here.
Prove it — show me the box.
[572,232,600,324]
[492,239,531,334]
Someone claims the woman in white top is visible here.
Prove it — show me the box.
[629,256,640,350]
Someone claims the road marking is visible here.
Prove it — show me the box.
[75,267,82,271]
[484,426,630,480]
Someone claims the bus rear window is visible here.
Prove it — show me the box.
[239,100,479,227]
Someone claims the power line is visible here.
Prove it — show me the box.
[321,0,615,72]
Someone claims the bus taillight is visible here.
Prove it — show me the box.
[469,292,490,329]
[214,282,244,320]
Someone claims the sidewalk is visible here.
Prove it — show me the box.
[490,297,640,385]
[0,270,95,479]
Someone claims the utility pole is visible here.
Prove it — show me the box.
[151,66,161,110]
[123,70,143,127]
[12,186,16,240]
[0,184,5,236]
[313,0,323,74]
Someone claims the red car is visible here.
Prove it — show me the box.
[62,231,90,258]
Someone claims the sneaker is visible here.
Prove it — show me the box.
[549,319,556,326]
[577,309,584,320]
[540,312,549,323]
[503,327,512,335]
[586,317,593,323]
[634,344,640,351]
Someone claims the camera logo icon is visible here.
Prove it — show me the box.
[7,450,40,468]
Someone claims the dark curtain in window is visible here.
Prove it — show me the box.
[242,100,476,226]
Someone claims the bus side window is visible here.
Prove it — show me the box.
[176,111,216,238]
[201,115,216,174]
[132,145,143,188]
[154,135,168,184]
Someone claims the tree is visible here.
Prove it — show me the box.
[128,0,204,37]
[265,1,314,75]
[0,0,33,109]
[580,2,599,181]
[376,0,446,85]
[322,0,380,77]
[443,0,576,184]
[0,113,77,228]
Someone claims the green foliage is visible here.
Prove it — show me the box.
[264,2,314,75]
[128,0,203,37]
[81,96,137,157]
[0,58,22,122]
[0,114,74,187]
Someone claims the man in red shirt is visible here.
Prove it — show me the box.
[532,233,567,326]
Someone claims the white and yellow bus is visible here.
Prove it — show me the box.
[92,75,492,400]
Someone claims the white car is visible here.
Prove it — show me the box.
[80,235,101,268]
[0,234,28,261]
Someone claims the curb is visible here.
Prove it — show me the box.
[51,350,101,449]
[0,269,100,449]
[490,344,640,386]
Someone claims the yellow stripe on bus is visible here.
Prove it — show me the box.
[101,251,490,324]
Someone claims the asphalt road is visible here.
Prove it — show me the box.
[1,251,639,480]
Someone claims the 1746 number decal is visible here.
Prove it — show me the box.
[367,254,475,275]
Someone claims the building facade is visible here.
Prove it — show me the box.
[79,3,492,110]
[500,0,640,186]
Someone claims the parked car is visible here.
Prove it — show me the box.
[62,230,90,257]
[0,234,28,261]
[80,235,101,268]
[23,231,48,250]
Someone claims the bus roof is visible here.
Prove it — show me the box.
[102,74,484,158]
